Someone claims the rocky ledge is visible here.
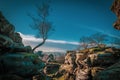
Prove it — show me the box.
[0,12,48,80]
[53,47,120,80]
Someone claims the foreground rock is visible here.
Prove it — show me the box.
[0,53,45,78]
[43,63,60,75]
[94,61,120,80]
[0,12,47,80]
[53,47,120,80]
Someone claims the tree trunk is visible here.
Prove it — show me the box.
[32,39,46,52]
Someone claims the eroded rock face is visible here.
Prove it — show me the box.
[0,11,32,53]
[111,0,120,30]
[60,51,76,74]
[9,32,22,43]
[58,51,91,80]
[43,63,60,75]
[56,47,120,80]
[0,12,46,80]
[94,61,120,80]
[89,53,116,67]
[74,67,91,80]
[0,34,13,47]
[0,53,45,77]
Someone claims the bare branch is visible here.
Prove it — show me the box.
[29,0,54,52]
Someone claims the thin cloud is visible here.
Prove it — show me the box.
[19,32,78,52]
[19,32,79,45]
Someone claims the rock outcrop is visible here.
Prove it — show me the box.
[111,0,120,30]
[0,11,32,53]
[0,12,46,80]
[54,47,120,80]
[0,53,45,77]
[94,60,120,80]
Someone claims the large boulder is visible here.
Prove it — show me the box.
[94,61,120,80]
[60,52,76,74]
[0,34,13,47]
[0,23,15,36]
[9,32,23,43]
[43,63,60,75]
[0,53,45,77]
[0,32,32,53]
[0,11,46,80]
[74,67,91,80]
[54,47,120,80]
[64,51,76,65]
[91,67,104,77]
[89,53,116,67]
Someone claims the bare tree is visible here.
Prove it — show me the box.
[110,37,120,47]
[78,33,108,50]
[90,33,107,47]
[78,36,90,49]
[29,1,54,52]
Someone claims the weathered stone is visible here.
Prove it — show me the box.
[94,61,120,80]
[0,24,15,35]
[75,53,88,68]
[89,53,116,67]
[46,54,55,63]
[0,34,32,53]
[60,52,76,73]
[60,64,74,74]
[0,34,13,47]
[43,63,60,75]
[0,11,47,80]
[64,52,76,65]
[0,53,45,77]
[91,67,104,77]
[9,32,22,43]
[74,67,91,80]
[55,47,120,80]
[105,48,114,53]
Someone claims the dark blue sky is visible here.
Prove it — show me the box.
[0,0,119,42]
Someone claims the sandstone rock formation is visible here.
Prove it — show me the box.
[0,11,46,80]
[43,63,60,75]
[111,0,120,30]
[0,53,45,77]
[94,61,120,80]
[54,47,120,80]
[0,11,32,53]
